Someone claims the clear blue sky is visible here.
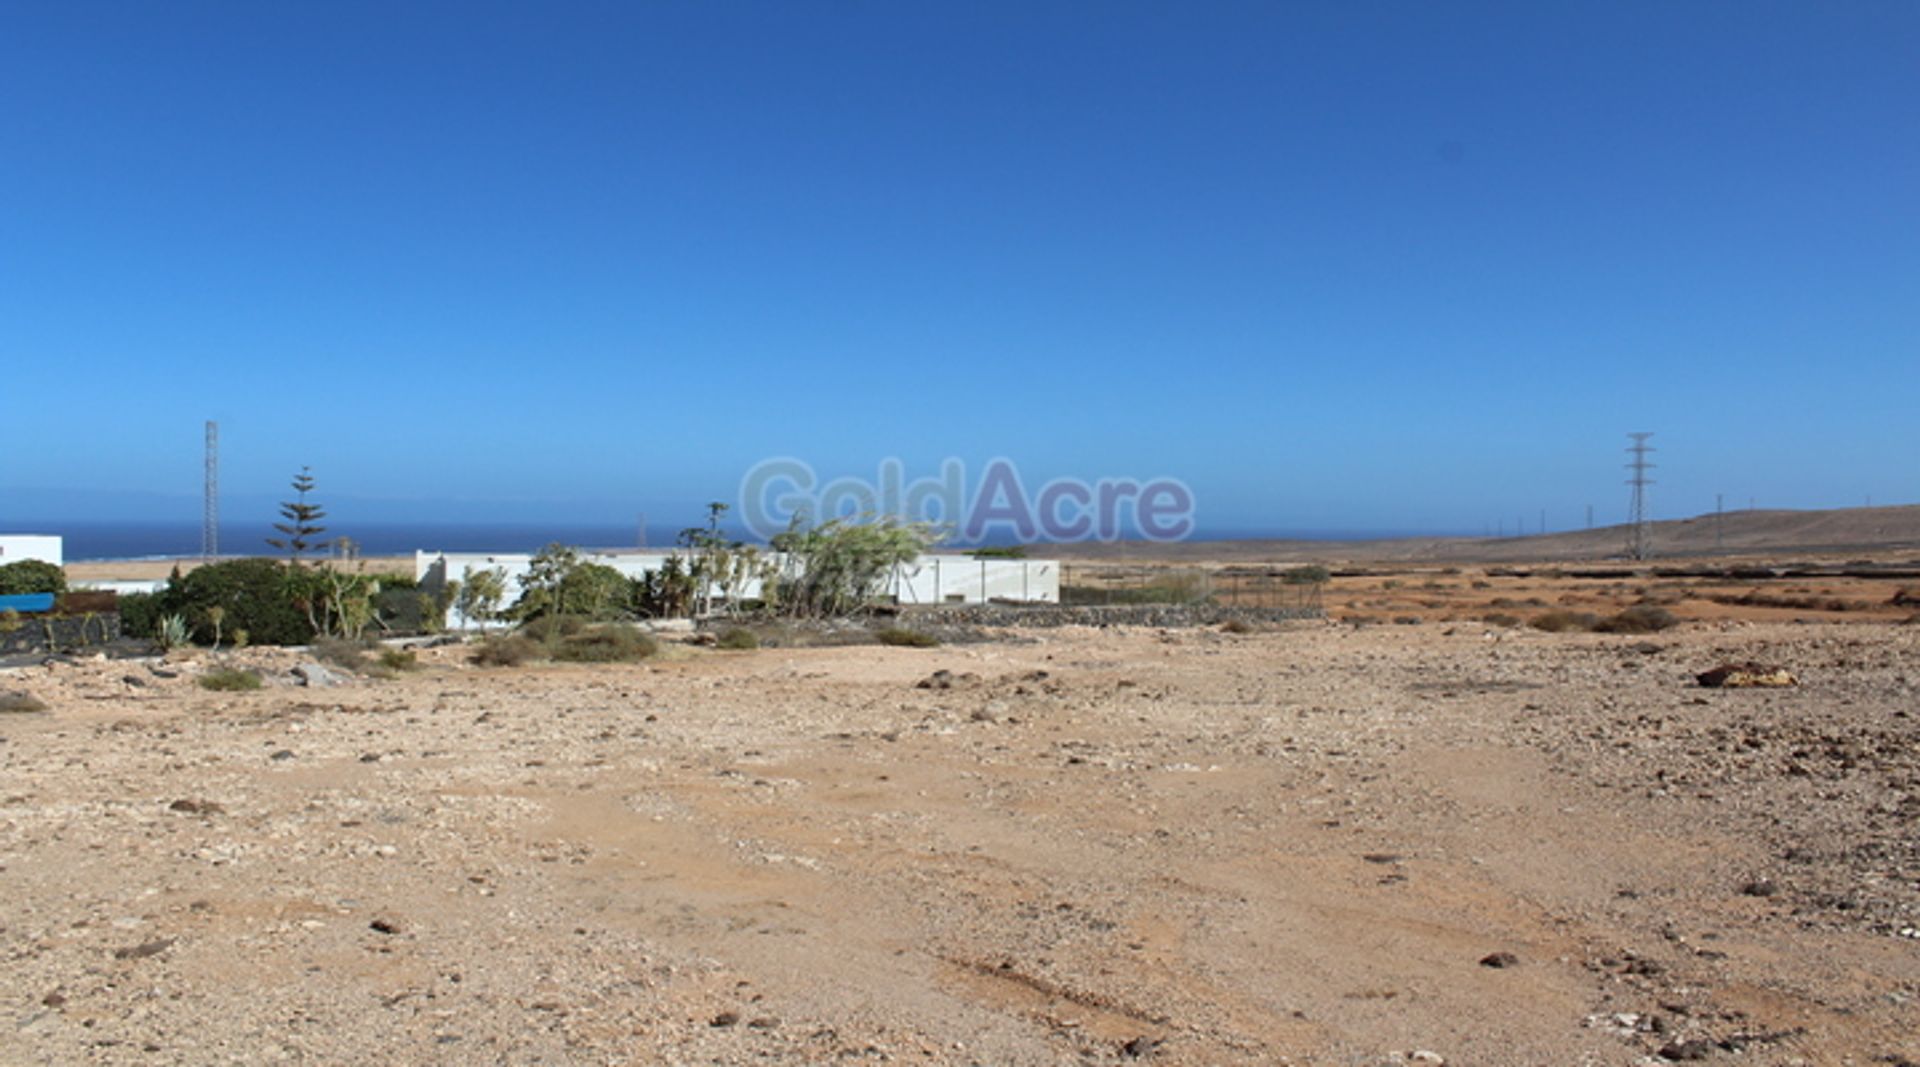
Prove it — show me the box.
[3,1,1914,538]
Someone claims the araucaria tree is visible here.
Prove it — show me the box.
[267,466,329,564]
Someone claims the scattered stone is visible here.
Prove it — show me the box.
[111,937,175,960]
[915,670,980,690]
[41,991,66,1008]
[746,1016,780,1029]
[1659,1038,1716,1061]
[168,798,224,815]
[1740,879,1777,898]
[292,662,344,688]
[1361,853,1403,865]
[1697,663,1797,688]
[1119,1035,1163,1059]
[269,749,296,761]
[369,918,402,935]
[709,1010,740,1027]
[1478,951,1520,969]
[0,691,49,714]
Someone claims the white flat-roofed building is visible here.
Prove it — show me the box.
[0,535,63,568]
[416,549,1059,630]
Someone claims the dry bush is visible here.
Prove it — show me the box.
[1481,613,1522,628]
[379,647,420,672]
[715,627,760,650]
[1530,610,1600,633]
[552,625,658,663]
[519,615,589,644]
[313,637,374,672]
[472,635,538,668]
[1220,619,1255,635]
[1595,605,1680,633]
[199,668,263,692]
[874,627,940,648]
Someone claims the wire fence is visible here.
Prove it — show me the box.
[1058,564,1326,612]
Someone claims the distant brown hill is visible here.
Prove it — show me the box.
[1046,504,1920,565]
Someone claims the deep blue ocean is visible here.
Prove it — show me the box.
[45,522,661,562]
[32,521,1429,562]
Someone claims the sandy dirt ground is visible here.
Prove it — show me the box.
[4,619,1919,1065]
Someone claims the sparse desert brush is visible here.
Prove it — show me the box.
[0,691,50,713]
[472,634,539,668]
[518,614,590,645]
[313,637,374,672]
[1530,610,1600,633]
[552,625,658,663]
[1595,605,1679,633]
[1220,618,1255,634]
[1481,612,1522,628]
[874,627,940,648]
[199,668,263,692]
[379,647,420,672]
[716,627,760,650]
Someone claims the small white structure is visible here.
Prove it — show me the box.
[417,549,1059,630]
[67,578,169,596]
[0,535,63,568]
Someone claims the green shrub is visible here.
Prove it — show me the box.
[716,627,760,650]
[0,559,66,596]
[1282,565,1331,586]
[1530,610,1600,633]
[874,627,940,648]
[1595,605,1679,633]
[199,668,263,692]
[552,625,658,663]
[379,647,420,672]
[472,635,538,667]
[163,558,315,646]
[118,591,162,639]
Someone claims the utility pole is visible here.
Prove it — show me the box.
[202,420,220,562]
[1715,493,1724,553]
[1626,433,1655,560]
[1586,504,1594,530]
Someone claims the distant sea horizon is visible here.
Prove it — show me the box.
[19,520,1457,562]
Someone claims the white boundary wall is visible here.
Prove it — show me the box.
[0,535,63,568]
[417,550,1059,630]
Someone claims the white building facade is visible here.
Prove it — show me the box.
[0,535,63,568]
[417,549,1059,630]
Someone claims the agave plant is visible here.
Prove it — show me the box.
[156,613,190,652]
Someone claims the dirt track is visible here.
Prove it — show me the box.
[4,621,1918,1064]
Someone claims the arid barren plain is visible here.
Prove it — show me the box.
[6,552,1920,1065]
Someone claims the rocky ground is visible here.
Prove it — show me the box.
[3,620,1918,1065]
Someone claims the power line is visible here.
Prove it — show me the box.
[1625,432,1655,560]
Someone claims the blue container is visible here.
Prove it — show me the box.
[0,593,56,614]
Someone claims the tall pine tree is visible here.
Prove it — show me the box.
[267,466,329,564]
